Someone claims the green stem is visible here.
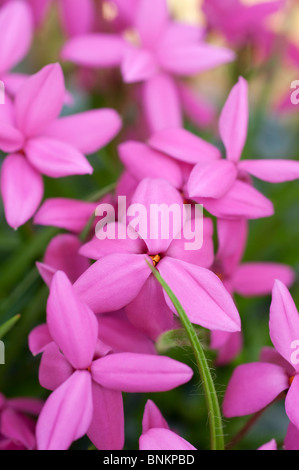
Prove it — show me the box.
[148,262,224,451]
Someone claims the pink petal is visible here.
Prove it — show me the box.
[158,42,235,76]
[44,109,122,154]
[36,371,93,450]
[126,274,174,341]
[74,253,151,313]
[233,263,295,297]
[223,362,289,417]
[87,382,124,450]
[178,81,215,128]
[188,160,237,199]
[285,422,299,451]
[149,128,221,164]
[47,271,98,369]
[34,198,97,233]
[200,180,274,219]
[28,324,52,356]
[129,178,185,255]
[62,34,125,67]
[159,257,241,332]
[80,224,146,260]
[238,159,299,183]
[1,153,44,229]
[166,216,214,269]
[0,1,33,75]
[121,46,157,83]
[142,73,183,133]
[211,331,243,366]
[0,121,24,153]
[25,137,93,178]
[58,0,95,37]
[219,77,248,162]
[7,398,43,416]
[91,352,193,392]
[258,439,277,451]
[270,281,299,372]
[15,63,65,137]
[1,409,35,450]
[286,375,299,431]
[98,310,156,355]
[140,428,196,450]
[39,343,74,391]
[41,234,90,284]
[135,0,168,47]
[118,140,183,189]
[142,400,169,433]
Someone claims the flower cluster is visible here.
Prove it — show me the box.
[1,0,299,451]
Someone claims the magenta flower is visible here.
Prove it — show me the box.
[31,271,193,450]
[258,439,277,451]
[62,0,234,133]
[223,280,299,450]
[0,1,33,96]
[151,77,299,219]
[203,0,284,48]
[139,400,196,450]
[75,178,241,339]
[0,393,43,450]
[0,63,121,228]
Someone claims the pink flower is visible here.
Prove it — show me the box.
[62,0,234,133]
[139,400,196,450]
[258,439,277,451]
[0,1,33,96]
[0,63,121,229]
[223,280,299,450]
[203,0,284,48]
[75,178,241,339]
[0,393,43,450]
[151,77,299,219]
[31,271,193,450]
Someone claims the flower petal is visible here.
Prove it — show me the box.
[285,422,299,451]
[286,375,299,430]
[239,159,299,183]
[142,400,169,433]
[219,77,248,162]
[91,352,193,392]
[25,137,93,178]
[39,343,74,391]
[62,34,125,67]
[1,153,44,229]
[121,46,157,83]
[135,0,168,47]
[142,73,182,133]
[0,1,33,76]
[74,254,151,313]
[223,362,289,417]
[119,141,183,189]
[159,258,241,332]
[28,324,52,356]
[1,409,35,450]
[233,263,295,297]
[140,428,196,450]
[36,371,93,450]
[188,160,237,199]
[15,63,65,137]
[269,280,299,372]
[149,128,221,164]
[87,382,124,450]
[47,271,98,369]
[44,109,122,154]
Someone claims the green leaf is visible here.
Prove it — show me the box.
[0,314,21,340]
[148,261,225,451]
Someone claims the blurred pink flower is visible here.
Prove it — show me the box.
[0,63,121,229]
[223,280,299,450]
